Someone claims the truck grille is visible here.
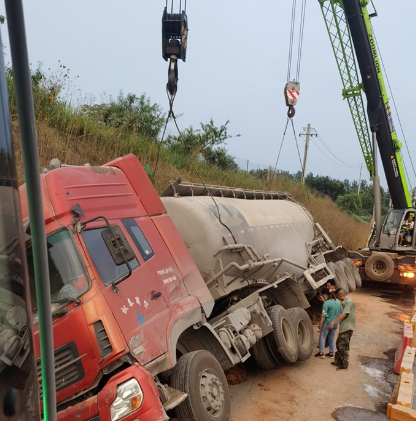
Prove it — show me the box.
[93,320,113,359]
[37,341,85,397]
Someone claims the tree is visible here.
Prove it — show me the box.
[202,147,239,171]
[305,173,346,201]
[166,119,239,168]
[81,92,164,138]
[336,192,362,214]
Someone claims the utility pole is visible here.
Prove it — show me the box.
[357,163,363,194]
[299,124,317,184]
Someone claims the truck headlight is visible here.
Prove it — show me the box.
[110,378,144,421]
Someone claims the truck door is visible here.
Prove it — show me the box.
[80,218,187,365]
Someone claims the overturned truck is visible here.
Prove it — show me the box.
[5,155,360,421]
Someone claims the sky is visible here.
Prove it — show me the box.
[1,0,415,190]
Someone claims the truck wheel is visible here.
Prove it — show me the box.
[171,350,230,421]
[327,262,349,292]
[364,252,394,282]
[343,258,362,287]
[287,308,314,361]
[336,260,356,292]
[251,337,282,369]
[265,305,298,364]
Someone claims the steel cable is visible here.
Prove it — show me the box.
[291,118,303,172]
[295,0,307,80]
[272,118,290,176]
[287,0,297,81]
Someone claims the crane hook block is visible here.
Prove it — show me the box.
[162,7,188,62]
[284,81,300,118]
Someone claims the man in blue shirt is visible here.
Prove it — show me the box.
[315,288,342,358]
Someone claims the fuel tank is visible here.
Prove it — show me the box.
[161,194,316,299]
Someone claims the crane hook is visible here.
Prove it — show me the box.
[284,81,300,119]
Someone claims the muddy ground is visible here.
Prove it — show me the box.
[228,285,414,421]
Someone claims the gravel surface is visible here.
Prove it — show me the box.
[228,285,413,421]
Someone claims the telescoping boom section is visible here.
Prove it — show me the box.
[342,0,411,209]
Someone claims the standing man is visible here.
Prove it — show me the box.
[328,288,355,371]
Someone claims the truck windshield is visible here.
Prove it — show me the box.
[383,210,403,235]
[26,229,90,310]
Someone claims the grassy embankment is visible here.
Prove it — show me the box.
[8,68,370,251]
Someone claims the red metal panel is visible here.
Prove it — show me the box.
[58,395,98,421]
[44,165,148,222]
[105,154,167,217]
[98,364,168,421]
[34,306,102,403]
[152,214,214,316]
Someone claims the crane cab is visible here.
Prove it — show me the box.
[377,209,416,251]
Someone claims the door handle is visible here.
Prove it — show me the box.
[151,291,162,300]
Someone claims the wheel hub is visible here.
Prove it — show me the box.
[200,369,225,415]
[372,261,386,274]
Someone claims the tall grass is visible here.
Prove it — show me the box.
[8,67,370,251]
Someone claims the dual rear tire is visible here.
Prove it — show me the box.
[328,259,362,292]
[251,305,314,369]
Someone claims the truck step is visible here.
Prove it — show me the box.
[162,385,188,411]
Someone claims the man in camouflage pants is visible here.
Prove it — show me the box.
[328,288,355,370]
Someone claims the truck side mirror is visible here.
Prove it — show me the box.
[101,226,135,265]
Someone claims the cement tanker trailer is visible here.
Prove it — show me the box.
[161,180,360,366]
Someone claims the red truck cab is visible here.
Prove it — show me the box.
[19,154,213,421]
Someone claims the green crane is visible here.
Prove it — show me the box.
[318,0,412,209]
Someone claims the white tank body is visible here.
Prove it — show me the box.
[162,196,315,296]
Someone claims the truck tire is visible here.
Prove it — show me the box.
[287,307,314,361]
[336,260,356,292]
[327,262,349,292]
[251,337,282,369]
[364,252,394,282]
[343,258,362,288]
[171,350,230,421]
[265,305,298,364]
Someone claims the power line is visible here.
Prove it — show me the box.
[312,130,359,168]
[310,138,359,169]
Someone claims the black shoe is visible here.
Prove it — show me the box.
[315,352,325,359]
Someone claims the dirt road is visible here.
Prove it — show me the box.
[229,285,413,421]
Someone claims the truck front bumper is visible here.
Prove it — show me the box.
[58,364,169,421]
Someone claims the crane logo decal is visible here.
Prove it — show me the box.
[391,157,399,178]
[385,102,396,134]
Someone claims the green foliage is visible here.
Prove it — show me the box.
[166,119,239,169]
[336,192,362,215]
[305,173,345,202]
[202,147,239,171]
[81,92,164,139]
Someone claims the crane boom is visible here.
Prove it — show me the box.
[319,0,412,209]
[319,0,373,178]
